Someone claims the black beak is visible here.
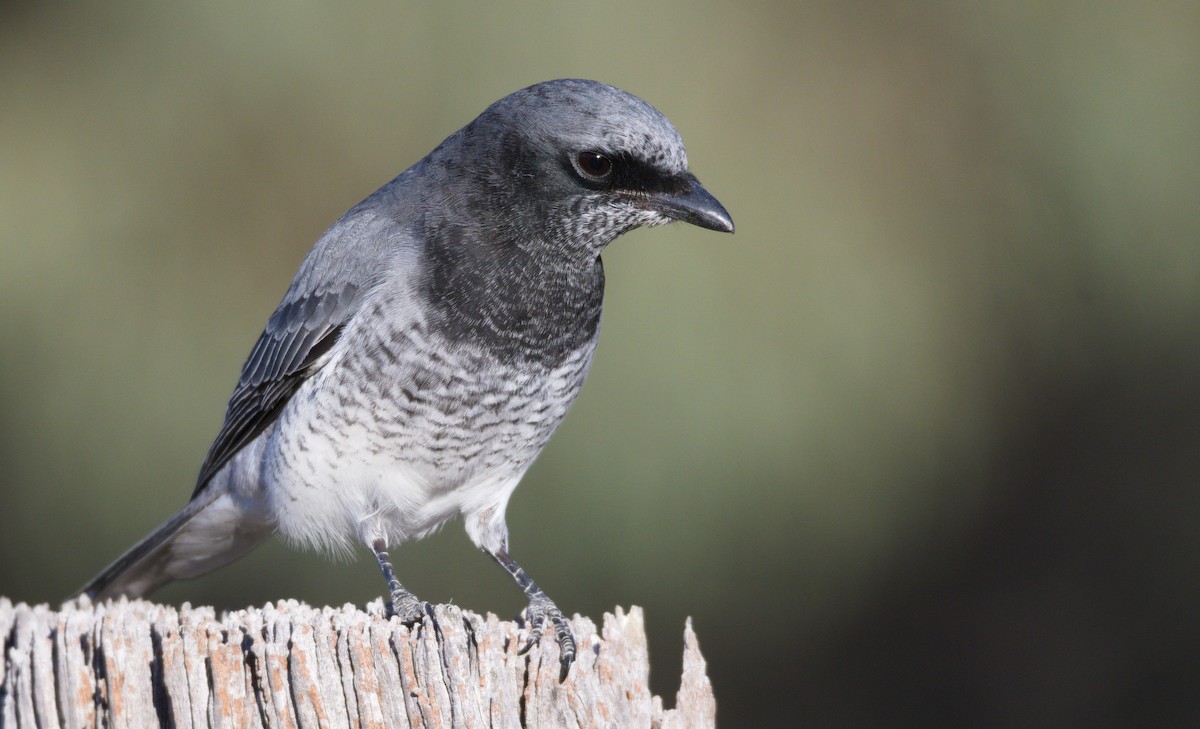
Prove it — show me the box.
[650,176,735,234]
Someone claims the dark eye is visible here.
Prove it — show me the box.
[576,151,613,179]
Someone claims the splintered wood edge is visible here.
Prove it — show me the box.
[0,597,714,729]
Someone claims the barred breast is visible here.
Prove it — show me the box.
[261,304,599,555]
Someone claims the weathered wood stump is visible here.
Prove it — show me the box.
[0,597,713,728]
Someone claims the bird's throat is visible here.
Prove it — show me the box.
[423,233,605,367]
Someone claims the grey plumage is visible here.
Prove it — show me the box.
[78,79,733,679]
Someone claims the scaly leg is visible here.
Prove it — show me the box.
[371,538,428,624]
[486,546,576,681]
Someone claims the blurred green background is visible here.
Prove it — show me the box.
[2,1,1198,726]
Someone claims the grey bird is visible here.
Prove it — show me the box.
[78,78,733,679]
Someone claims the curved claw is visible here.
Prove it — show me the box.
[390,595,430,626]
[521,596,577,681]
[373,539,429,626]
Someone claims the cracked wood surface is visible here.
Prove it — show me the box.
[0,598,714,728]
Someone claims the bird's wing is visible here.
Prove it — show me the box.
[192,283,357,493]
[192,193,412,494]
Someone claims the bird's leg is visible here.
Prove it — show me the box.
[486,547,576,681]
[371,538,428,624]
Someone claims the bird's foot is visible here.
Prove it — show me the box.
[387,590,431,625]
[372,538,429,625]
[520,593,576,681]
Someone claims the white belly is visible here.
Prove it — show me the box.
[253,329,594,555]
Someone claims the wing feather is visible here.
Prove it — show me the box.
[190,177,417,495]
[192,284,357,493]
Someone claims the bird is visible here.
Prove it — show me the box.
[77,78,733,680]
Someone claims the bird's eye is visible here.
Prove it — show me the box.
[576,151,613,179]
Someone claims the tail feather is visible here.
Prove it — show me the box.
[77,489,274,600]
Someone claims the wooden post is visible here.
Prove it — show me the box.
[0,597,714,728]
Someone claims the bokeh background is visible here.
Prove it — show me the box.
[2,2,1198,726]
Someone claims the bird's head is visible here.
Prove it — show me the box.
[440,79,733,256]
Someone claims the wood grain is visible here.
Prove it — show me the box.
[0,598,714,728]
